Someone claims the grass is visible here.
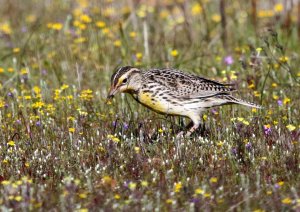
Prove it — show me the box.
[0,0,299,211]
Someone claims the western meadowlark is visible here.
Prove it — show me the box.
[107,66,261,136]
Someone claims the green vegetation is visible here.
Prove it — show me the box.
[0,0,299,210]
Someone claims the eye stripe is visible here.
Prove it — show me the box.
[112,66,133,87]
[111,66,141,87]
[111,67,123,86]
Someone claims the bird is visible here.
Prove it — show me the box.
[107,66,261,137]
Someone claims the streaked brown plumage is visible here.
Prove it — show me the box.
[107,66,261,136]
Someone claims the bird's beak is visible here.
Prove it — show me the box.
[106,87,118,101]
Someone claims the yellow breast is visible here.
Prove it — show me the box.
[137,91,167,114]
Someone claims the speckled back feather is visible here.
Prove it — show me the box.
[142,68,235,99]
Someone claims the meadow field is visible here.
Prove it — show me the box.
[0,0,299,211]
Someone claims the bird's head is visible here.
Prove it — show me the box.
[107,66,142,100]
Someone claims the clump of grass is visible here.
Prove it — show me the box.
[0,0,299,211]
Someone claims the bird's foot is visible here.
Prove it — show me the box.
[175,130,193,139]
[176,131,185,139]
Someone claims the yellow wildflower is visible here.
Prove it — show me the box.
[102,176,112,185]
[286,124,296,132]
[128,182,137,191]
[102,28,110,35]
[0,23,12,34]
[129,31,136,38]
[1,180,10,185]
[191,3,202,15]
[211,14,221,22]
[48,22,63,31]
[253,91,261,97]
[281,197,292,204]
[174,182,182,193]
[80,14,92,23]
[137,8,146,18]
[204,193,211,198]
[134,146,140,153]
[141,181,148,187]
[266,190,272,195]
[272,95,279,100]
[248,83,255,89]
[78,192,88,198]
[68,116,75,122]
[8,67,14,72]
[210,177,218,183]
[52,23,63,30]
[69,128,75,133]
[14,196,22,201]
[136,52,143,60]
[7,140,15,146]
[256,47,262,53]
[230,71,237,80]
[283,97,290,105]
[253,209,265,212]
[243,120,250,125]
[160,10,169,19]
[107,134,120,143]
[217,198,224,204]
[258,10,274,18]
[103,7,116,17]
[279,56,288,63]
[0,99,5,108]
[80,89,93,101]
[74,37,87,43]
[13,48,20,53]
[166,199,173,204]
[274,63,280,69]
[114,40,121,47]
[33,86,41,94]
[171,49,178,57]
[60,84,69,90]
[32,101,45,109]
[66,95,73,100]
[277,181,284,186]
[195,188,204,195]
[95,21,106,28]
[274,3,283,13]
[217,141,224,147]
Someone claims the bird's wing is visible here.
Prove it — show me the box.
[144,68,235,99]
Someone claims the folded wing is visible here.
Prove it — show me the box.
[144,68,235,99]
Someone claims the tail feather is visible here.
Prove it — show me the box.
[224,95,263,109]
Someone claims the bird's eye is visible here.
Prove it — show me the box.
[122,78,128,84]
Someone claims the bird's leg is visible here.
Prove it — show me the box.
[185,122,200,137]
[176,121,198,138]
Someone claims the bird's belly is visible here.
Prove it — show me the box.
[135,92,184,115]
